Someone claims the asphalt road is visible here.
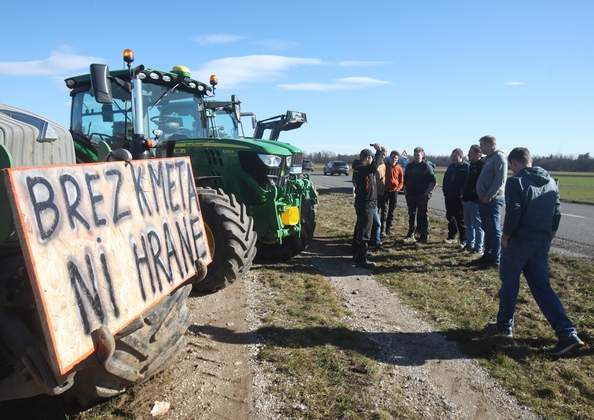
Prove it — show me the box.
[310,172,594,250]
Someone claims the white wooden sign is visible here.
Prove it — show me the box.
[4,157,210,377]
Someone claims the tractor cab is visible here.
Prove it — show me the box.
[66,63,209,161]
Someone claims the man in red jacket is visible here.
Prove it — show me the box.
[381,150,404,237]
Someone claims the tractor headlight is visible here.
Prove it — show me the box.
[258,154,282,167]
[286,156,292,167]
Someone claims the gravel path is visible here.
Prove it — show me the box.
[312,251,539,420]
[130,280,252,419]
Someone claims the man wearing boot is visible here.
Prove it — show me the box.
[382,150,404,238]
[353,143,386,268]
[403,147,436,243]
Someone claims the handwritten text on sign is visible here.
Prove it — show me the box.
[5,157,210,376]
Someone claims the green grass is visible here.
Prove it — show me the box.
[252,262,414,419]
[317,191,594,420]
[434,167,594,203]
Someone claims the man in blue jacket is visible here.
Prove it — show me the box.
[483,147,584,356]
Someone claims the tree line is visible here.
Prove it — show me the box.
[305,151,594,172]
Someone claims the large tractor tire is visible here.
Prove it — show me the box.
[193,188,257,294]
[64,284,192,407]
[257,197,317,261]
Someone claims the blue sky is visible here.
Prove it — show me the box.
[1,0,593,156]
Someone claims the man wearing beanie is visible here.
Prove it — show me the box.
[352,143,386,268]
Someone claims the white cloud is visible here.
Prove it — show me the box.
[254,39,301,51]
[278,76,391,91]
[193,33,247,45]
[504,81,526,86]
[0,46,104,76]
[338,60,388,67]
[193,55,323,89]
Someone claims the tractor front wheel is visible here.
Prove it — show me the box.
[64,284,192,408]
[194,188,257,294]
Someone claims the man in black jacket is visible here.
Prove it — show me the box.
[462,145,485,253]
[443,148,469,246]
[352,143,385,268]
[404,147,436,243]
[483,147,584,356]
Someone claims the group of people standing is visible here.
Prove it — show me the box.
[350,136,584,356]
[442,135,507,268]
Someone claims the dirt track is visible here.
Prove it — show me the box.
[116,244,541,419]
[187,247,538,418]
[113,281,253,420]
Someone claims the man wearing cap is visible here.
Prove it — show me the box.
[352,143,386,268]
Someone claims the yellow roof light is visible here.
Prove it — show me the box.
[171,65,191,78]
[123,48,134,64]
[209,73,218,86]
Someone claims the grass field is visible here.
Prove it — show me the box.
[317,191,593,419]
[434,167,594,204]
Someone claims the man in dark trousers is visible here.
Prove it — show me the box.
[443,148,469,246]
[483,147,584,356]
[381,150,404,237]
[404,147,436,243]
[352,143,386,268]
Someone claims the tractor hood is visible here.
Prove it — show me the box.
[174,137,293,157]
[244,137,303,155]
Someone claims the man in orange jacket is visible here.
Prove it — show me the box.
[381,150,404,237]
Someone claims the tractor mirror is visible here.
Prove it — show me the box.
[231,94,241,122]
[251,115,257,129]
[101,104,114,122]
[90,64,113,104]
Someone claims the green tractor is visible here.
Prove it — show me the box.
[65,50,317,291]
[200,97,317,260]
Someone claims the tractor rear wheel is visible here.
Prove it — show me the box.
[257,197,317,261]
[65,284,192,407]
[193,188,257,293]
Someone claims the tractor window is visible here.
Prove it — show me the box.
[146,88,203,141]
[71,83,132,148]
[71,81,205,147]
[209,109,239,139]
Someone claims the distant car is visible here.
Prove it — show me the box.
[302,159,314,172]
[324,160,349,175]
